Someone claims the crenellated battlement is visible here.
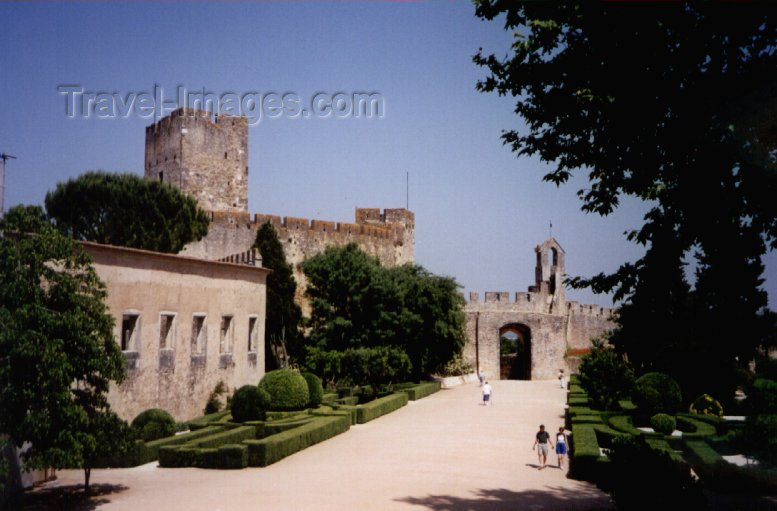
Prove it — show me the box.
[467,291,613,318]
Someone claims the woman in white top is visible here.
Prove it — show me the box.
[556,427,569,469]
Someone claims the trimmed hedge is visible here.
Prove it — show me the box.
[245,415,350,467]
[683,439,723,466]
[264,417,315,436]
[131,408,176,442]
[302,373,324,407]
[644,437,682,462]
[190,425,257,449]
[355,392,408,424]
[569,424,605,482]
[94,425,226,467]
[403,381,441,401]
[650,413,676,435]
[617,399,637,413]
[322,392,337,405]
[259,369,310,411]
[676,414,717,439]
[230,385,270,422]
[568,395,590,407]
[158,443,249,469]
[336,396,359,406]
[607,415,643,436]
[186,410,232,430]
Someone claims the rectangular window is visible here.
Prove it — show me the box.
[220,315,234,354]
[191,315,206,355]
[121,313,140,351]
[247,316,258,353]
[159,313,176,350]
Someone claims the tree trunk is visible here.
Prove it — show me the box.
[83,467,91,493]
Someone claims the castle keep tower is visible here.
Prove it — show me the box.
[145,107,248,213]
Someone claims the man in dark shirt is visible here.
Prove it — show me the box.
[532,424,553,469]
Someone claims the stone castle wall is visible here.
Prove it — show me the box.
[145,108,248,212]
[462,238,615,381]
[145,109,416,303]
[180,208,415,307]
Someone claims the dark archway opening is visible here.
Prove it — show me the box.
[500,324,532,380]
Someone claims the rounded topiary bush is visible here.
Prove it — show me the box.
[689,393,724,417]
[302,372,324,408]
[230,385,271,422]
[131,408,176,441]
[650,413,677,435]
[258,369,309,411]
[632,372,682,418]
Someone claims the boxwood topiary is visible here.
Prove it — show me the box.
[689,393,724,417]
[650,413,677,435]
[302,372,324,408]
[131,408,176,441]
[632,372,682,419]
[230,385,271,422]
[259,369,310,411]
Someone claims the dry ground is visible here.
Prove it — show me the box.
[26,380,613,511]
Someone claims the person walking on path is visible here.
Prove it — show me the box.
[478,368,485,386]
[558,369,567,389]
[533,424,553,469]
[482,381,492,405]
[556,426,569,469]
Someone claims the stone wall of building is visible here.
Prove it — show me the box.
[145,107,248,213]
[83,241,268,422]
[463,238,615,381]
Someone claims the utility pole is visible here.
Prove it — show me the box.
[0,153,17,217]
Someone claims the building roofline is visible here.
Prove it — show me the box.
[78,240,270,275]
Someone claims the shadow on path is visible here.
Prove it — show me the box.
[7,483,128,511]
[396,486,613,511]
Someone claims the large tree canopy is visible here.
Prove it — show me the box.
[302,244,465,382]
[254,222,303,369]
[474,2,777,402]
[45,171,210,253]
[0,205,127,490]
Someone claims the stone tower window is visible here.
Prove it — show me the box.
[247,316,258,353]
[121,313,140,351]
[191,315,206,355]
[220,315,234,354]
[224,152,228,159]
[159,313,175,349]
[158,171,164,183]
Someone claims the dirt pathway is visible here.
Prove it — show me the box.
[45,380,613,510]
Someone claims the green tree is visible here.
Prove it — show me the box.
[302,244,401,352]
[340,346,411,397]
[578,340,635,411]
[0,206,127,492]
[387,265,466,380]
[254,222,303,368]
[45,171,209,253]
[474,3,777,403]
[302,244,465,382]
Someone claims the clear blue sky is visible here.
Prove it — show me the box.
[1,1,775,309]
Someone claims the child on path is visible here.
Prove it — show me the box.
[532,424,553,469]
[556,426,569,469]
[482,381,492,405]
[558,369,567,389]
[478,368,485,386]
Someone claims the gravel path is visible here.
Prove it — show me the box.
[46,380,613,510]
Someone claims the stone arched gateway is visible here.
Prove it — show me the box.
[499,323,532,380]
[463,238,616,381]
